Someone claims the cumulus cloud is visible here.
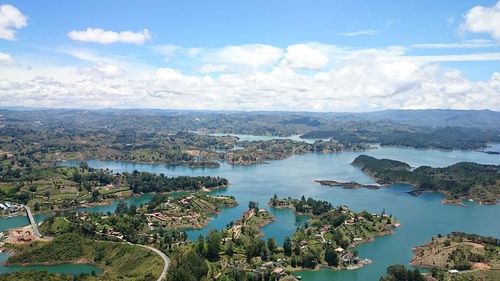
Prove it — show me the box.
[206,44,283,68]
[198,64,228,74]
[336,29,379,36]
[1,42,499,111]
[77,63,122,79]
[281,44,329,70]
[0,4,28,40]
[68,28,151,45]
[0,52,14,64]
[461,1,500,40]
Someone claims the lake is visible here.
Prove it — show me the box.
[2,144,499,280]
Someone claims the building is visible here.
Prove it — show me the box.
[272,267,285,277]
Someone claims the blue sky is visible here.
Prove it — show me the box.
[0,1,499,111]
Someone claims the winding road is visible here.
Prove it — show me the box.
[22,206,169,280]
[130,243,170,281]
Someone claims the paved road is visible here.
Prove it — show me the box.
[23,205,41,237]
[130,243,170,281]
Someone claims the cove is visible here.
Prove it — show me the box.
[2,144,499,280]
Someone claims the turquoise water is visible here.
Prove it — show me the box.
[0,252,101,276]
[210,133,319,143]
[2,145,499,280]
[0,195,154,232]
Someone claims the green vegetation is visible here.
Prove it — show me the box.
[352,155,500,204]
[6,233,164,281]
[411,232,500,281]
[379,265,425,281]
[270,196,398,270]
[166,204,282,281]
[0,154,229,212]
[145,193,237,229]
[227,139,367,165]
[39,192,238,243]
[302,126,500,150]
[124,171,228,193]
[0,271,74,281]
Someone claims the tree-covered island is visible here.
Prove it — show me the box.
[268,196,399,271]
[317,155,500,205]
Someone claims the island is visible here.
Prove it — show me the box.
[317,155,500,205]
[226,139,368,165]
[145,193,237,229]
[269,196,399,271]
[410,232,500,281]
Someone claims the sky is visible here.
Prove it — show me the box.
[0,0,499,112]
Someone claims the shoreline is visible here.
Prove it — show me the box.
[0,184,229,221]
[314,179,498,206]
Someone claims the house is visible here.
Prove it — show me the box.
[344,218,355,225]
[272,267,285,276]
[448,269,459,274]
[341,253,360,264]
[335,247,344,253]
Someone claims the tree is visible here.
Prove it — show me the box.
[324,246,339,267]
[283,236,292,256]
[206,230,221,261]
[79,161,90,171]
[115,200,128,215]
[196,235,205,256]
[260,244,270,261]
[128,204,137,215]
[225,241,234,257]
[301,249,319,268]
[267,237,277,253]
[72,170,82,183]
[380,265,426,281]
[167,249,208,281]
[248,201,259,211]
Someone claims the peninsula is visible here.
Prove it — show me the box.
[317,155,500,205]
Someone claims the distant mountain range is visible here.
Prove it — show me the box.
[345,109,500,130]
[1,107,498,130]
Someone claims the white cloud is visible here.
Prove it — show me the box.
[0,52,14,64]
[461,1,500,40]
[206,44,283,68]
[281,44,329,70]
[154,44,285,73]
[68,28,151,45]
[406,52,500,63]
[156,67,184,80]
[411,39,497,49]
[336,29,379,37]
[1,42,499,111]
[78,63,122,79]
[0,4,28,40]
[198,64,228,74]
